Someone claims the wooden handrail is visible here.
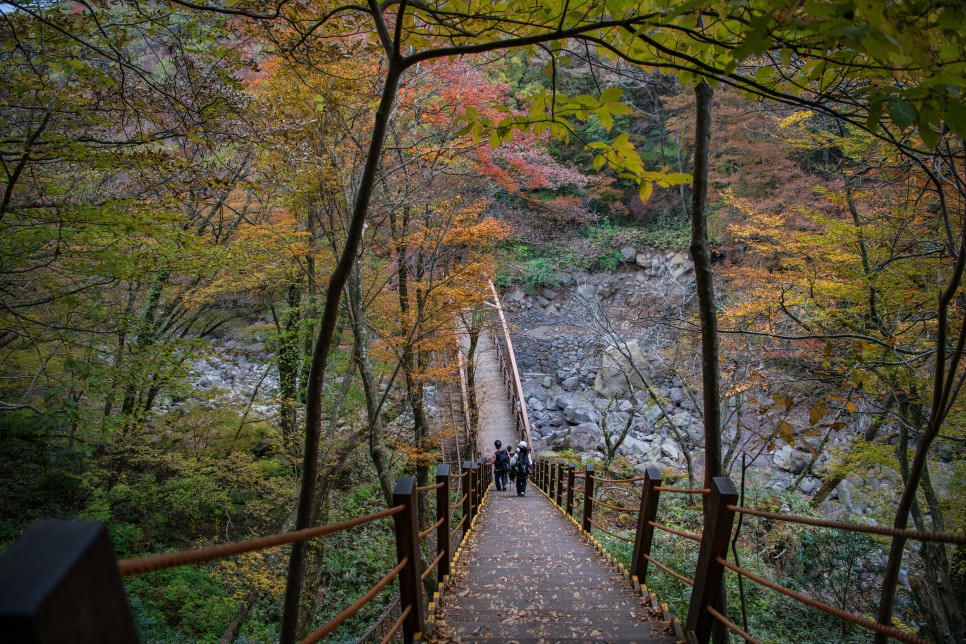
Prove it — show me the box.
[487,279,534,450]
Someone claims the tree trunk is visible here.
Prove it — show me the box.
[347,264,396,508]
[689,79,728,644]
[279,61,404,643]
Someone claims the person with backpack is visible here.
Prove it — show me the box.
[491,439,510,491]
[510,441,533,497]
[506,445,516,483]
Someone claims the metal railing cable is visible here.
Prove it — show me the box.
[656,486,710,495]
[643,553,694,586]
[449,515,467,538]
[728,505,966,545]
[589,474,648,484]
[715,556,928,644]
[300,558,408,643]
[118,505,405,576]
[649,520,702,543]
[379,605,411,644]
[706,605,760,644]
[591,497,637,513]
[421,549,446,581]
[419,518,445,540]
[588,519,635,543]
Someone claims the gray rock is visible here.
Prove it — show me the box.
[661,441,681,461]
[618,399,634,413]
[668,387,686,405]
[635,253,651,268]
[562,376,580,391]
[562,422,602,452]
[542,376,553,388]
[593,339,651,397]
[773,446,810,474]
[528,397,545,412]
[563,405,599,425]
[542,288,559,300]
[536,295,551,307]
[506,287,525,302]
[577,283,596,299]
[622,435,648,454]
[799,476,821,496]
[634,462,665,476]
[621,245,637,262]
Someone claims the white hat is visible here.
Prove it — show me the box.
[518,441,527,448]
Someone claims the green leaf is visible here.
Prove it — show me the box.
[888,99,917,129]
[599,87,623,104]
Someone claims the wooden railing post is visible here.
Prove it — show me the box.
[631,467,663,583]
[582,464,595,533]
[555,460,564,507]
[436,464,451,580]
[476,459,485,508]
[463,460,475,523]
[392,477,426,642]
[566,462,576,517]
[0,520,138,642]
[547,459,557,501]
[686,476,738,644]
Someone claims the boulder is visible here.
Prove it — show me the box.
[661,441,681,461]
[635,253,651,268]
[773,445,810,474]
[542,376,553,388]
[634,462,665,476]
[561,422,602,452]
[799,476,821,496]
[622,435,648,455]
[563,405,599,425]
[542,287,559,300]
[577,283,596,299]
[562,375,580,391]
[668,387,686,405]
[621,245,638,262]
[506,286,525,302]
[668,252,695,279]
[593,339,650,397]
[536,295,551,307]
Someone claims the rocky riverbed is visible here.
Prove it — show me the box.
[501,247,879,520]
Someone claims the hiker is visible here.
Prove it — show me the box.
[491,440,510,491]
[506,445,516,483]
[510,441,533,497]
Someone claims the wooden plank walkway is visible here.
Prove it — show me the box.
[475,330,520,459]
[432,487,676,643]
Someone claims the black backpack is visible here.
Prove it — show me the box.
[515,448,530,478]
[495,449,509,470]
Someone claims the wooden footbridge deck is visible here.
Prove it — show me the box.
[2,281,961,643]
[433,485,675,642]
